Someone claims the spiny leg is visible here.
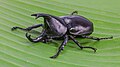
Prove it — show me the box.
[11,24,43,31]
[50,35,68,59]
[26,29,46,43]
[71,11,78,15]
[69,35,97,52]
[81,35,113,41]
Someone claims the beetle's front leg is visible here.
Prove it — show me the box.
[26,33,43,43]
[69,35,97,52]
[26,30,46,43]
[11,24,43,31]
[81,35,113,41]
[50,35,68,58]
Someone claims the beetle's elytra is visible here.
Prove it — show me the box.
[11,11,113,58]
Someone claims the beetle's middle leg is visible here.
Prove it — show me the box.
[69,35,97,52]
[50,35,68,58]
[11,24,43,31]
[81,35,113,41]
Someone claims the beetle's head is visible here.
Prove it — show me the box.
[31,13,67,37]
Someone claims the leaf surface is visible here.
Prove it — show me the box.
[0,0,120,67]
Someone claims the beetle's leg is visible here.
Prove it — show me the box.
[26,30,46,43]
[81,35,113,41]
[69,35,97,52]
[50,35,68,59]
[71,11,78,15]
[11,24,43,31]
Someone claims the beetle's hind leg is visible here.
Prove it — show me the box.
[71,11,78,15]
[81,35,113,41]
[50,35,68,58]
[69,35,97,52]
[11,24,43,31]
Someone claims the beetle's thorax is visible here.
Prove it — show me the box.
[44,17,67,37]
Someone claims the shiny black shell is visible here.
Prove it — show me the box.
[60,15,93,36]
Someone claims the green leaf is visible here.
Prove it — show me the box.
[0,0,120,67]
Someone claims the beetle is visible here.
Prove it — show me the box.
[11,11,113,58]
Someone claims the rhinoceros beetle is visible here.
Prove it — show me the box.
[12,11,113,58]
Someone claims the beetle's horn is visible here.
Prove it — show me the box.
[31,13,50,19]
[31,14,40,19]
[31,14,37,16]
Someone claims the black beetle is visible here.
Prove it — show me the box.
[12,11,113,58]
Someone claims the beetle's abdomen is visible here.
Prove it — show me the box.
[61,16,93,35]
[69,26,91,35]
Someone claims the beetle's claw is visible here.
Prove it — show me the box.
[82,46,97,53]
[50,55,57,59]
[11,27,18,31]
[26,33,34,42]
[110,36,113,39]
[92,48,97,53]
[90,47,97,53]
[26,33,30,39]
